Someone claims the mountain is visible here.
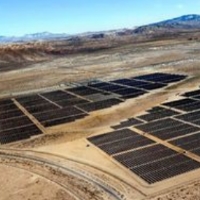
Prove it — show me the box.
[134,14,200,34]
[0,14,200,43]
[23,32,70,39]
[0,32,70,43]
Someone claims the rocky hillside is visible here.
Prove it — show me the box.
[134,14,200,34]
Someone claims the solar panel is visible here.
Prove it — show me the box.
[88,129,135,146]
[111,78,133,84]
[67,86,99,95]
[113,88,145,96]
[89,82,112,88]
[88,129,155,155]
[16,94,43,103]
[135,118,200,140]
[122,91,146,99]
[0,109,24,120]
[55,98,89,107]
[0,116,34,132]
[137,107,180,122]
[112,118,144,130]
[170,132,200,152]
[0,99,13,106]
[41,113,88,127]
[41,90,77,101]
[25,103,60,114]
[33,106,84,122]
[18,98,50,107]
[0,103,20,113]
[77,98,123,112]
[176,101,200,112]
[176,110,200,126]
[182,89,200,97]
[193,95,200,100]
[113,79,150,87]
[192,148,200,156]
[114,144,200,184]
[134,73,186,84]
[99,137,154,155]
[134,156,200,184]
[135,118,181,133]
[163,98,197,107]
[0,113,43,144]
[98,84,127,92]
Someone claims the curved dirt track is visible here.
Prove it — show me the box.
[0,148,143,200]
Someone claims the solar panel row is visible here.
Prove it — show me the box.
[133,156,200,184]
[77,98,123,112]
[41,113,88,127]
[0,100,43,144]
[170,132,200,155]
[114,144,200,184]
[0,109,25,120]
[88,129,155,155]
[111,118,143,130]
[99,136,154,155]
[0,125,42,144]
[134,73,186,84]
[163,98,200,112]
[182,89,200,97]
[88,129,135,145]
[0,103,20,114]
[88,81,147,99]
[137,106,180,122]
[41,90,76,100]
[193,95,200,100]
[0,99,13,105]
[67,86,101,96]
[55,98,89,107]
[136,118,200,140]
[16,94,43,103]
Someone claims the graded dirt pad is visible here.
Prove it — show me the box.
[1,38,200,200]
[0,165,74,200]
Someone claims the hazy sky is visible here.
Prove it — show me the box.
[1,0,200,36]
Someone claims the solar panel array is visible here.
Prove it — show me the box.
[16,92,89,127]
[12,73,186,129]
[122,86,200,183]
[114,144,200,184]
[87,84,200,185]
[0,72,186,144]
[160,87,200,157]
[88,129,200,184]
[0,99,42,144]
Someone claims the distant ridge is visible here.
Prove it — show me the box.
[134,14,200,34]
[1,14,200,43]
[0,32,70,43]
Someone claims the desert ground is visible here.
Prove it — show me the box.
[0,36,200,200]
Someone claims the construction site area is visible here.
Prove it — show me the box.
[1,37,200,200]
